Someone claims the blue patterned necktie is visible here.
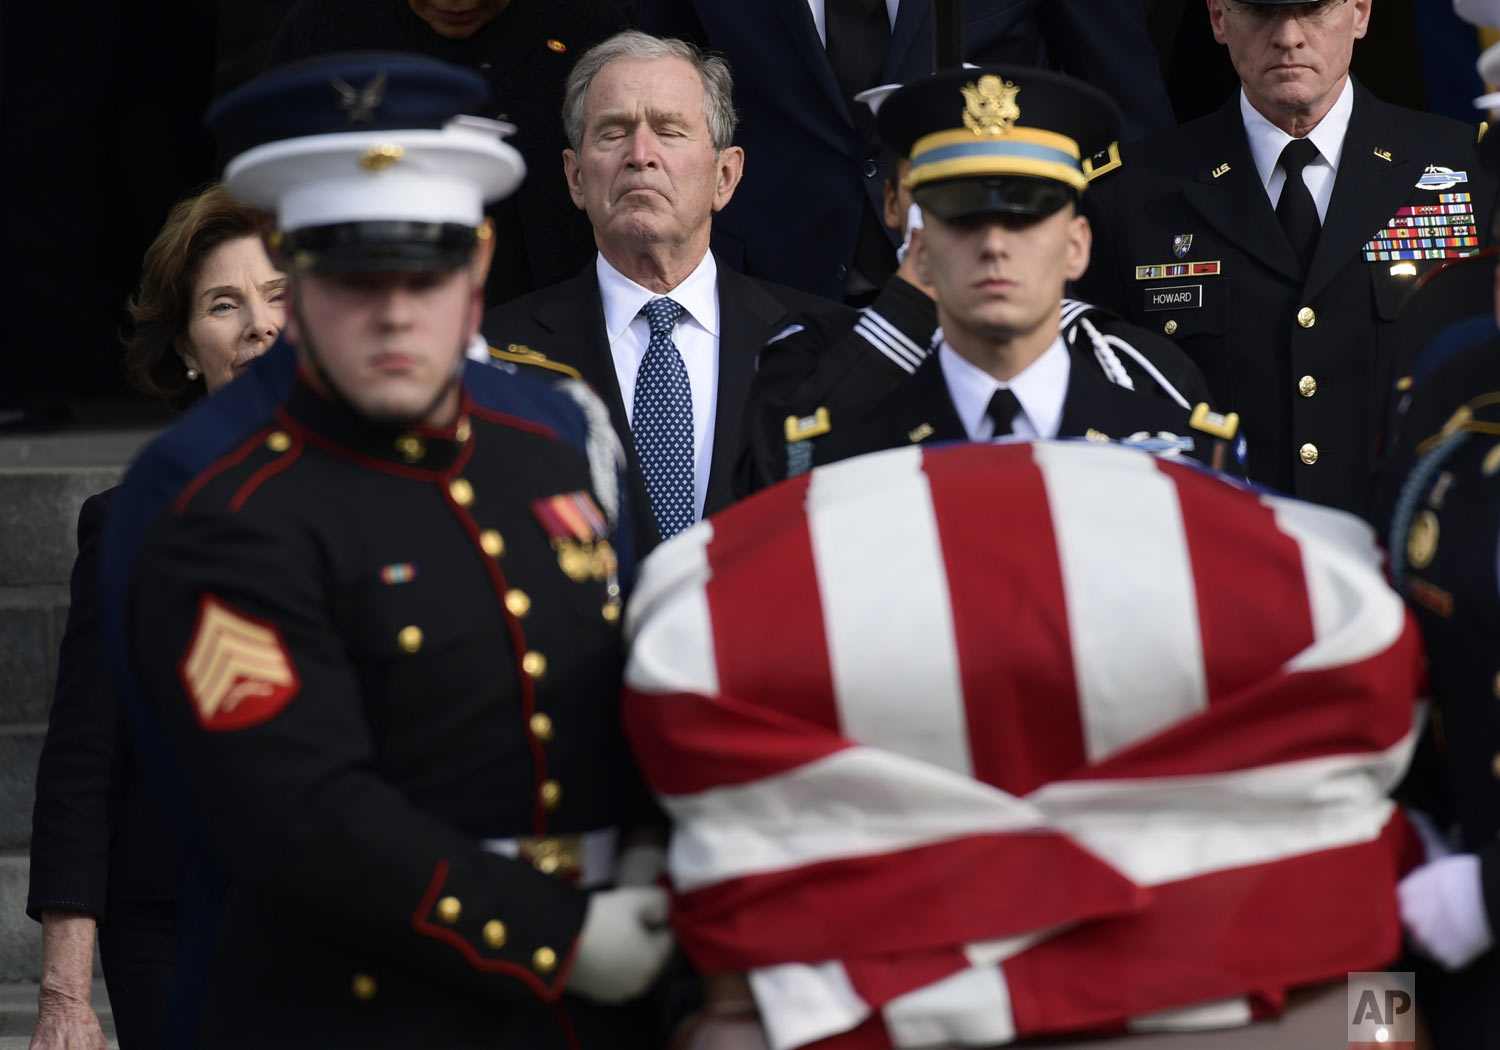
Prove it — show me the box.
[633,297,695,539]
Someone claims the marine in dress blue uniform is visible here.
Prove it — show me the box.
[105,55,670,1049]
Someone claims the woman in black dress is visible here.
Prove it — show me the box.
[27,183,284,1050]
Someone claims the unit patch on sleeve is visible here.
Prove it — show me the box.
[178,594,302,731]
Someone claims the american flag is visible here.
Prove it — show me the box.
[622,441,1422,1050]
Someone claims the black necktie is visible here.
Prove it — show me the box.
[825,0,890,136]
[1276,138,1322,273]
[986,388,1022,438]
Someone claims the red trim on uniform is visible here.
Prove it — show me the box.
[275,412,449,481]
[551,1000,582,1050]
[410,859,561,999]
[468,402,560,441]
[437,460,551,835]
[229,438,304,512]
[172,427,280,514]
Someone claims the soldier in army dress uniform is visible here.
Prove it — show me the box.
[1078,0,1498,517]
[738,65,1239,489]
[114,55,671,1049]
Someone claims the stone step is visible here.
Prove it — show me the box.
[0,726,43,854]
[0,588,67,728]
[0,854,40,984]
[0,469,122,589]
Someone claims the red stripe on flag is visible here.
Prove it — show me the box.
[1081,618,1421,783]
[705,474,842,735]
[924,444,1088,794]
[669,830,1147,972]
[622,688,850,797]
[1167,463,1315,705]
[1003,817,1407,1039]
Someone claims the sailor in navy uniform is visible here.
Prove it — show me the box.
[1078,0,1498,517]
[111,54,670,1049]
[739,65,1239,488]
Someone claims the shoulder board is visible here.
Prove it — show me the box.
[488,343,582,381]
[1083,142,1123,183]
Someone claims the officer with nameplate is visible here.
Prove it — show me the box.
[118,55,670,1048]
[1078,0,1497,517]
[749,65,1239,478]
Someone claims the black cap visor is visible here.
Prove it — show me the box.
[914,176,1077,222]
[280,221,477,273]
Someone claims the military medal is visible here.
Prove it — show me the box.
[532,491,611,583]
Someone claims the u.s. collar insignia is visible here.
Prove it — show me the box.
[962,75,1020,137]
[908,422,935,443]
[1172,234,1193,259]
[179,594,301,731]
[331,71,388,123]
[1416,165,1467,192]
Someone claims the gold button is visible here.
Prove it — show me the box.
[522,651,547,678]
[1493,671,1500,699]
[449,477,475,507]
[455,417,471,443]
[535,853,560,875]
[480,530,505,558]
[539,779,561,809]
[530,712,554,740]
[395,434,425,463]
[436,896,461,925]
[1297,375,1317,398]
[1163,319,1178,336]
[1299,442,1319,465]
[397,625,424,653]
[533,947,557,974]
[1492,753,1500,780]
[602,603,621,623]
[1407,510,1439,570]
[1296,306,1316,328]
[505,590,531,618]
[266,430,292,452]
[482,920,507,949]
[352,973,377,1000]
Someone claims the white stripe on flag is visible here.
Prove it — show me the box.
[662,745,1046,892]
[1033,443,1207,763]
[1129,997,1252,1033]
[1026,727,1416,886]
[809,448,973,776]
[750,962,871,1050]
[623,520,719,697]
[883,962,1017,1049]
[1264,495,1409,674]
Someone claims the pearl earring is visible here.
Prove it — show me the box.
[185,367,199,380]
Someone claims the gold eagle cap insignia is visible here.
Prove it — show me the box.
[961,76,1020,137]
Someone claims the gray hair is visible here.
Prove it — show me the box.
[562,30,738,153]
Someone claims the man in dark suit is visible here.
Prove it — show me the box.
[635,0,1176,302]
[1078,0,1497,517]
[482,30,851,550]
[753,66,1238,480]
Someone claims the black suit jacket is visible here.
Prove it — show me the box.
[810,343,1218,469]
[29,488,184,923]
[635,0,1175,299]
[1081,80,1497,516]
[482,256,853,548]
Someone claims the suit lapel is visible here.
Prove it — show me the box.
[779,0,853,128]
[1177,97,1302,278]
[898,353,967,445]
[1304,83,1426,301]
[882,0,927,82]
[705,263,787,515]
[532,265,660,547]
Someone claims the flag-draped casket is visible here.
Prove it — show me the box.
[622,441,1422,1050]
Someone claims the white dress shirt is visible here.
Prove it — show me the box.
[598,252,720,521]
[938,335,1071,442]
[806,0,900,44]
[1241,76,1354,223]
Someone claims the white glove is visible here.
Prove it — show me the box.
[1398,853,1496,971]
[615,843,668,888]
[567,885,674,1003]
